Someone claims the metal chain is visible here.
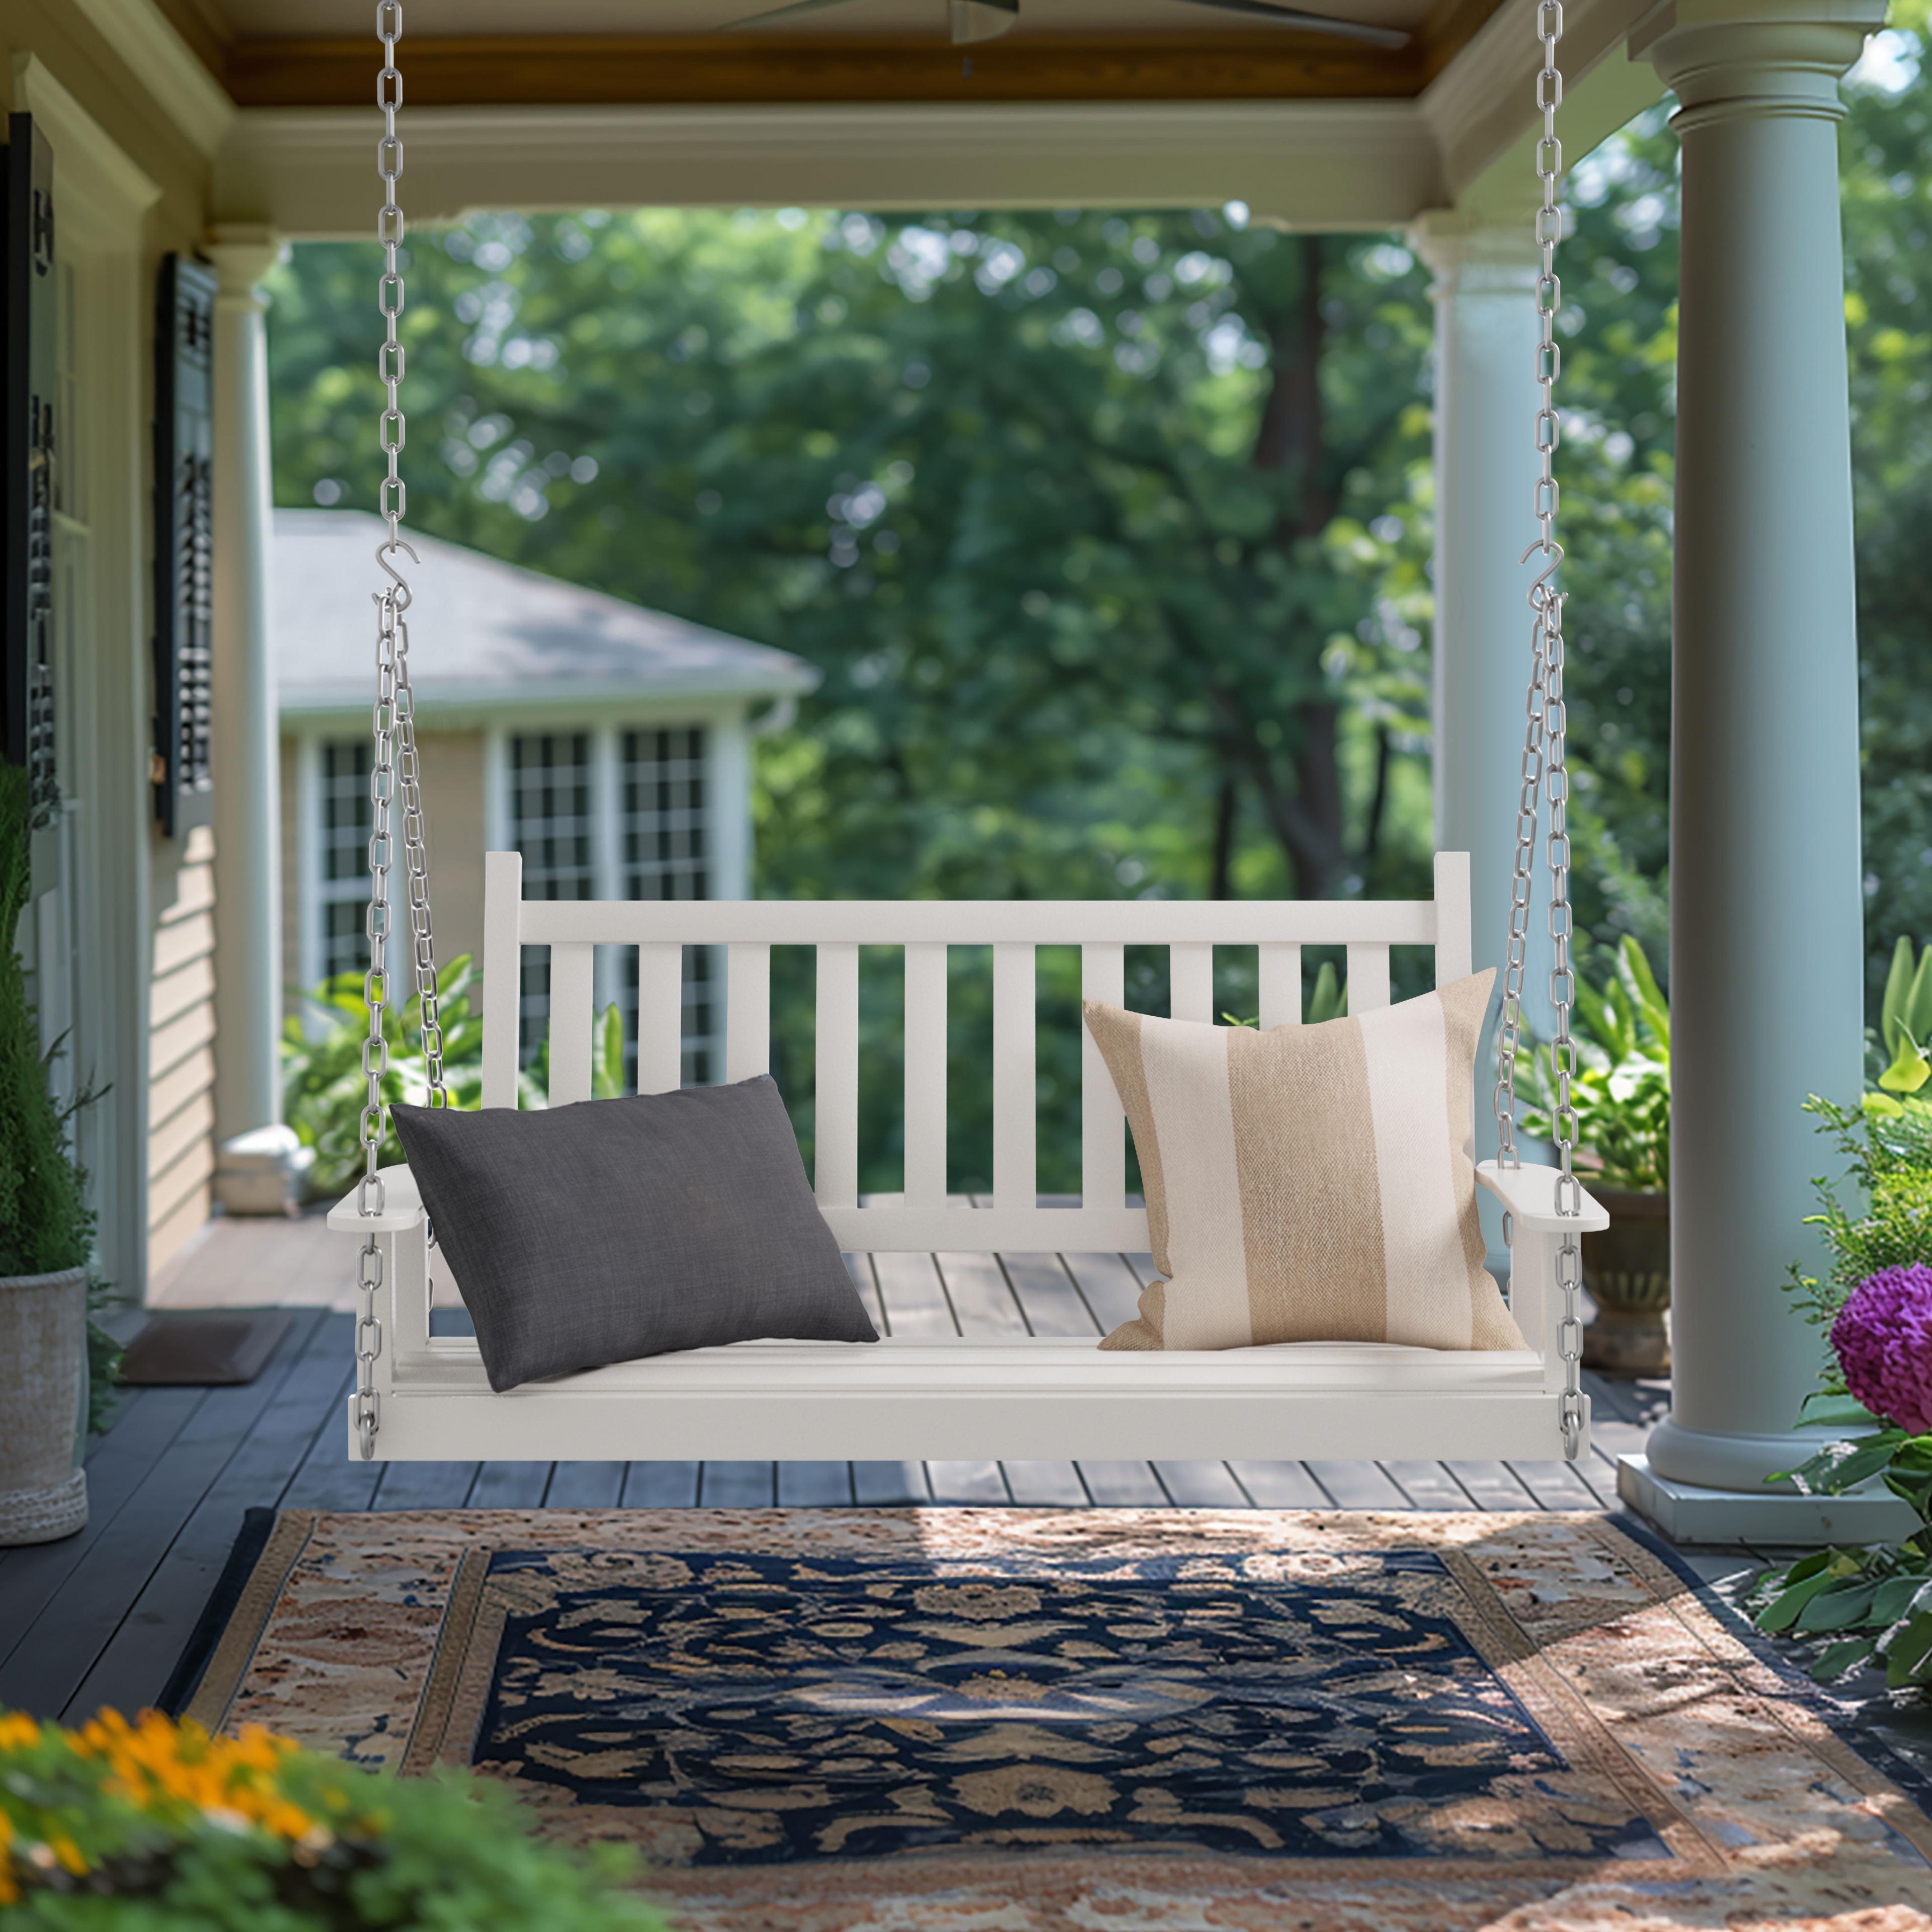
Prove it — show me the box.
[1490,0,1586,1460]
[357,0,447,1459]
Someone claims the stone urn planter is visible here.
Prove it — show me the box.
[0,1264,89,1543]
[1580,1189,1669,1378]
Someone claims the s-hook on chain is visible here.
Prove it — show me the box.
[1490,0,1586,1461]
[358,0,447,1460]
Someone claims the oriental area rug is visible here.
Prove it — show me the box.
[172,1508,1932,1930]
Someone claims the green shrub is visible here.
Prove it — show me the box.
[1522,936,1670,1193]
[283,957,622,1198]
[0,1706,663,1927]
[1784,1094,1932,1396]
[0,764,93,1277]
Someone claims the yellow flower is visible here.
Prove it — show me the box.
[0,1713,41,1751]
[48,1835,86,1876]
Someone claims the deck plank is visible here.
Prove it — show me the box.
[853,1461,929,1505]
[544,1463,629,1510]
[1307,1461,1413,1510]
[372,1461,482,1511]
[0,1309,323,1722]
[1380,1461,1473,1511]
[62,1311,349,1722]
[1228,1461,1331,1508]
[870,1252,957,1337]
[469,1463,555,1508]
[1077,1462,1168,1506]
[999,1253,1101,1336]
[0,1388,206,1678]
[622,1462,700,1507]
[933,1253,1029,1335]
[777,1461,855,1506]
[926,1461,1010,1504]
[1060,1253,1145,1334]
[1153,1461,1251,1507]
[699,1462,776,1507]
[1443,1461,1537,1512]
[1001,1461,1089,1506]
[1508,1459,1609,1512]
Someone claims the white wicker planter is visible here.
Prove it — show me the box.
[0,1265,89,1544]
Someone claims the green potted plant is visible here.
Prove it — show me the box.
[0,765,93,1544]
[1868,933,1932,1115]
[1524,936,1670,1376]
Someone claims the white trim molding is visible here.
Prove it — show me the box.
[66,0,235,161]
[217,98,1444,235]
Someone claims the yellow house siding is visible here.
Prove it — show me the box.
[420,731,488,974]
[278,727,488,1025]
[147,825,218,1277]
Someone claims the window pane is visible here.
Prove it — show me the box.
[513,733,594,1060]
[619,727,713,1087]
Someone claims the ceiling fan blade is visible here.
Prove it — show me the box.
[1168,0,1410,51]
[726,0,866,30]
[950,0,1020,44]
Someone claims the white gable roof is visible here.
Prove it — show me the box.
[274,510,816,717]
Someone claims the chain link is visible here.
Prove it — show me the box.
[1490,0,1586,1461]
[357,0,446,1459]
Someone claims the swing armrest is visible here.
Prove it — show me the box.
[1476,1160,1611,1235]
[326,1164,427,1235]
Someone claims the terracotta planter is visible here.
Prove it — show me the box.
[1580,1189,1669,1378]
[0,1265,89,1544]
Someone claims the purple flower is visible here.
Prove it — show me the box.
[1831,1264,1932,1435]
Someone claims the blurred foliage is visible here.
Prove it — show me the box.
[1523,936,1671,1193]
[1783,1094,1932,1392]
[266,40,1932,1187]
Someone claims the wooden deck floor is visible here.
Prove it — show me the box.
[2,1212,1749,1728]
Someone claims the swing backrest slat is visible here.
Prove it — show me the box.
[480,850,1474,1253]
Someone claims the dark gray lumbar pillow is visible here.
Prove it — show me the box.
[391,1075,877,1392]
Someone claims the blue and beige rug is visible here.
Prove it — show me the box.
[174,1508,1932,1929]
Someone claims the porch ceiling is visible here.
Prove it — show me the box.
[182,0,1491,108]
[149,0,1660,235]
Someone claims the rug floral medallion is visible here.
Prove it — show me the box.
[184,1507,1932,1930]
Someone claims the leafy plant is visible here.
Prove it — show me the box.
[1750,1240,1932,1695]
[0,765,93,1278]
[0,1706,663,1927]
[282,958,630,1198]
[1223,957,1348,1029]
[1521,935,1670,1192]
[1874,934,1932,1102]
[1783,1094,1932,1395]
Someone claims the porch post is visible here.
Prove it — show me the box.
[1410,212,1548,1253]
[1621,0,1894,1532]
[207,227,300,1210]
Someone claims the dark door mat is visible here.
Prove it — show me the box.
[118,1310,294,1386]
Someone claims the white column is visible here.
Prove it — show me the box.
[207,229,286,1148]
[1635,2,1883,1499]
[1410,212,1551,1254]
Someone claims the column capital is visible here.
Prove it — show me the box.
[1407,210,1542,299]
[1633,0,1888,126]
[203,224,284,306]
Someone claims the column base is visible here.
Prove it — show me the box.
[1646,1412,1846,1491]
[1618,1453,1916,1547]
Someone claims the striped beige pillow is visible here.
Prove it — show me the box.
[1083,970,1523,1353]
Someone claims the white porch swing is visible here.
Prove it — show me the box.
[330,1,1606,1469]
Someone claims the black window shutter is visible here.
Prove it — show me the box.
[1,113,56,822]
[152,253,217,836]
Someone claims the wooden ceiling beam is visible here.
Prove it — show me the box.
[221,8,1503,110]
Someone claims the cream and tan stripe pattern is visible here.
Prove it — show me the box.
[1085,971,1523,1353]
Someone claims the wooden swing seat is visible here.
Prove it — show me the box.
[330,849,1603,1464]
